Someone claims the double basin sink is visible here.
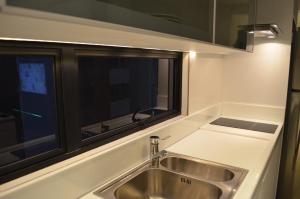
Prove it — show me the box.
[95,151,247,199]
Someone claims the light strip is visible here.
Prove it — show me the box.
[240,24,281,39]
[0,37,183,52]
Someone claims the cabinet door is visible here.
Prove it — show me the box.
[215,0,255,51]
[7,0,214,42]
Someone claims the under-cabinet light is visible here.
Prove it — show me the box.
[189,51,197,59]
[241,24,281,39]
[0,37,182,52]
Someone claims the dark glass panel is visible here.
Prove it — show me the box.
[78,56,177,140]
[0,55,59,167]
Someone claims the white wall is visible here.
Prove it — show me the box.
[222,42,291,106]
[157,59,169,109]
[187,48,287,121]
[222,0,294,108]
[188,54,223,114]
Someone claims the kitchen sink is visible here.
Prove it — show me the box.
[160,157,234,182]
[115,169,222,199]
[95,151,247,199]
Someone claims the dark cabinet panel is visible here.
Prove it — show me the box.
[7,0,214,42]
[215,0,255,51]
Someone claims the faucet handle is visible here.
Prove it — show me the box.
[150,136,160,144]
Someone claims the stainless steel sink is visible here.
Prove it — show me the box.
[115,169,222,199]
[160,157,234,182]
[95,151,247,199]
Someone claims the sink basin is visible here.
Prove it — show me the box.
[95,151,247,199]
[115,169,222,199]
[160,157,234,182]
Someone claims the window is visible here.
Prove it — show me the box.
[0,49,63,178]
[0,42,182,183]
[78,56,180,142]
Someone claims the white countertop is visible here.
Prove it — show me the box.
[167,116,283,199]
[81,116,283,199]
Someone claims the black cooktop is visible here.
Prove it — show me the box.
[210,117,278,134]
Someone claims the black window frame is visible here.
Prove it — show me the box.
[0,41,182,184]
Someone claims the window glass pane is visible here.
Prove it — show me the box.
[79,56,178,140]
[7,0,213,42]
[0,55,59,167]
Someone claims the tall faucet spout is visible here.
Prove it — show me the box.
[150,136,160,167]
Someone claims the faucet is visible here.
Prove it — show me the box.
[150,136,160,167]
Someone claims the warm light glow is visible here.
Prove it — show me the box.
[256,42,290,70]
[189,51,197,59]
[254,30,276,38]
[260,30,273,34]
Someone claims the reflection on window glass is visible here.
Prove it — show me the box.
[79,56,177,140]
[7,0,213,42]
[0,55,59,167]
[18,61,47,94]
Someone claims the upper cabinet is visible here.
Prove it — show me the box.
[6,0,214,42]
[6,0,255,51]
[215,0,256,51]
